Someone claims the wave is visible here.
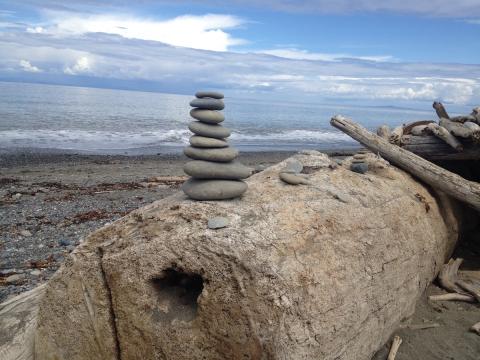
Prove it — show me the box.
[0,128,353,151]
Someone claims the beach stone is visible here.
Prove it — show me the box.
[182,179,247,200]
[188,121,231,139]
[207,217,229,229]
[283,159,303,174]
[189,135,228,148]
[184,146,239,162]
[195,91,224,99]
[5,273,26,285]
[279,172,310,185]
[20,229,32,237]
[184,160,252,180]
[190,109,224,124]
[350,162,369,174]
[190,98,224,110]
[30,269,42,276]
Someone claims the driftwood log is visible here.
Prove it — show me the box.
[439,118,479,140]
[400,135,480,160]
[1,152,461,360]
[433,101,450,119]
[377,125,391,139]
[331,115,480,211]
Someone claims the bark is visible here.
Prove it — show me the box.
[330,115,480,211]
[28,151,460,360]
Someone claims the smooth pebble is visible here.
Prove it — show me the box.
[182,179,247,200]
[188,121,231,139]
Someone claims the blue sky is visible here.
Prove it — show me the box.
[0,0,479,106]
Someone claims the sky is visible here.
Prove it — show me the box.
[0,0,479,106]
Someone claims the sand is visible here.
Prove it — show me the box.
[0,151,479,359]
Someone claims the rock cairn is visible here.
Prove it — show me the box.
[182,91,251,200]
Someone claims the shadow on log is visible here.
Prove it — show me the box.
[2,152,461,360]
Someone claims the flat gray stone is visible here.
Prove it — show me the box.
[190,98,224,110]
[184,146,238,162]
[283,159,303,174]
[188,121,231,139]
[207,217,229,229]
[190,109,224,124]
[195,91,224,99]
[182,179,247,200]
[350,162,368,174]
[279,172,310,185]
[189,135,228,148]
[184,160,252,179]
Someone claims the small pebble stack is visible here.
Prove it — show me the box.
[182,91,251,200]
[350,149,369,174]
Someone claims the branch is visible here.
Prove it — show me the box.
[433,101,450,119]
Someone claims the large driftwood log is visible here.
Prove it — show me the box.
[331,115,480,211]
[426,123,463,151]
[17,152,460,360]
[439,118,478,139]
[389,126,404,145]
[401,135,480,160]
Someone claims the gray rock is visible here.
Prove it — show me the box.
[20,229,32,237]
[283,159,303,174]
[182,179,247,200]
[207,217,229,229]
[279,172,310,185]
[184,161,252,179]
[190,109,225,124]
[350,162,368,174]
[30,269,42,276]
[190,98,224,110]
[189,135,228,148]
[59,239,71,246]
[195,91,224,99]
[6,273,26,285]
[184,146,239,162]
[188,121,231,139]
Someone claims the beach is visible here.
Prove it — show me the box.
[1,150,479,359]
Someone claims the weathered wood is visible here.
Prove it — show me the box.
[428,293,475,302]
[464,122,480,131]
[439,118,476,138]
[0,285,45,360]
[377,125,391,139]
[33,152,460,360]
[433,101,450,119]
[401,135,480,160]
[330,115,480,211]
[471,322,480,335]
[387,336,402,360]
[389,126,404,145]
[410,125,428,136]
[472,107,480,123]
[426,123,463,151]
[438,258,464,293]
[450,115,477,123]
[403,120,434,135]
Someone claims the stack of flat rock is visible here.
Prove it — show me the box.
[182,91,251,200]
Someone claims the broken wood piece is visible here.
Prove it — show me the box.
[456,280,480,302]
[389,126,404,145]
[401,323,440,330]
[426,123,463,151]
[402,120,434,135]
[400,134,480,160]
[410,125,428,136]
[428,293,475,302]
[471,107,480,123]
[438,258,464,293]
[439,118,478,139]
[387,335,402,360]
[330,115,480,211]
[464,121,480,131]
[471,322,480,335]
[376,125,391,140]
[433,101,450,119]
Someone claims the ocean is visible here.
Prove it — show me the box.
[0,81,441,155]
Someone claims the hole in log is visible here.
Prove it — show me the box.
[150,268,204,322]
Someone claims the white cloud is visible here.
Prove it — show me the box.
[44,13,246,51]
[64,56,91,75]
[19,59,41,72]
[259,48,393,62]
[26,26,44,33]
[465,19,480,24]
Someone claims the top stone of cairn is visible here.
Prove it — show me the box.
[195,90,224,99]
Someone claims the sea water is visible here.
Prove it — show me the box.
[0,81,440,155]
